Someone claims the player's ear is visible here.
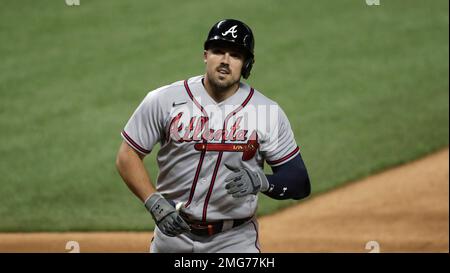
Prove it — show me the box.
[203,50,208,64]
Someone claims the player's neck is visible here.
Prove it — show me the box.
[202,77,240,103]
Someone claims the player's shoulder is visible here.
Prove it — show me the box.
[142,77,192,103]
[243,83,291,121]
[243,82,280,108]
[146,79,186,97]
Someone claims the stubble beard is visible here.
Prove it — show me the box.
[206,69,240,93]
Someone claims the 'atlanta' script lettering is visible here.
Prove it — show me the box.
[168,113,248,142]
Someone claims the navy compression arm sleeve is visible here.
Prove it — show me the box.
[263,154,311,200]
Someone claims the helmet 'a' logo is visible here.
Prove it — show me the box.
[222,25,238,38]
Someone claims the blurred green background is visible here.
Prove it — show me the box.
[0,0,448,231]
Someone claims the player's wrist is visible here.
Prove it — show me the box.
[144,192,163,213]
[145,192,176,222]
[244,168,269,194]
[144,192,176,214]
[256,169,270,192]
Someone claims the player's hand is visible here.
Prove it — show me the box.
[224,164,269,198]
[144,193,190,237]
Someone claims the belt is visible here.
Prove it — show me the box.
[180,212,253,237]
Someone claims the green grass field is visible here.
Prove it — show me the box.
[0,0,448,231]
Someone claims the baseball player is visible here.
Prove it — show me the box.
[116,19,311,253]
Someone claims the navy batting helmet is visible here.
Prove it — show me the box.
[204,19,255,79]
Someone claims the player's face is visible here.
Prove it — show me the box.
[204,45,245,91]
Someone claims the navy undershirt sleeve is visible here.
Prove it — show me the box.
[263,154,311,200]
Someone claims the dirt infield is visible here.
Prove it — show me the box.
[1,148,448,253]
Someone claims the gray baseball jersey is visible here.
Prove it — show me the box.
[122,75,299,222]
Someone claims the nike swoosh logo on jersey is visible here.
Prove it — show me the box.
[172,101,187,107]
